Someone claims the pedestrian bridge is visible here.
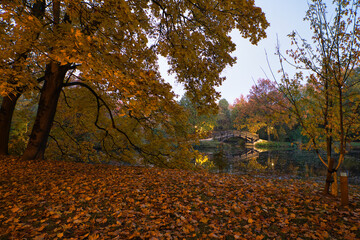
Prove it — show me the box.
[212,130,259,143]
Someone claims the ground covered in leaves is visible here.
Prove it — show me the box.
[0,157,359,239]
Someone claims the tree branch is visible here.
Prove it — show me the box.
[63,80,170,167]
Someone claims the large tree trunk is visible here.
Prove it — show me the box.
[0,93,21,155]
[22,62,68,160]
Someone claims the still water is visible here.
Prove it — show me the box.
[199,145,360,185]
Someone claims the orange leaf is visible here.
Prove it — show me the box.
[256,235,265,240]
[200,217,209,223]
[350,226,358,231]
[88,233,99,240]
[34,234,47,240]
[11,206,20,213]
[36,225,46,232]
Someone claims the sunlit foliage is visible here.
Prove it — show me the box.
[0,0,268,166]
[232,79,293,141]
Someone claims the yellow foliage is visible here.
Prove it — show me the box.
[195,154,209,166]
[0,0,269,166]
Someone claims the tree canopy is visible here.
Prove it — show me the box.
[0,0,269,166]
[232,78,293,141]
[214,98,232,131]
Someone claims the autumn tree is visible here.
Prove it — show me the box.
[214,99,232,131]
[0,0,269,166]
[179,94,216,138]
[276,0,360,194]
[233,79,292,141]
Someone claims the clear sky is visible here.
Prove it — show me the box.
[160,0,324,104]
[217,0,314,104]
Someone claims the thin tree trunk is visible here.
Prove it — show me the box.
[21,62,68,160]
[324,156,334,195]
[323,62,333,194]
[0,93,21,155]
[331,171,338,196]
[330,85,344,197]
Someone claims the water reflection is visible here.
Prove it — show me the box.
[202,146,360,185]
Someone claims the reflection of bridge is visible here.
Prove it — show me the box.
[212,130,259,143]
[239,148,259,159]
[227,148,260,161]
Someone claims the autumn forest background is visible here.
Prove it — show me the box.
[1,0,360,239]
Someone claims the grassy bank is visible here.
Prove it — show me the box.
[254,140,295,150]
[1,156,359,239]
[254,141,360,150]
[195,139,222,149]
[350,142,360,147]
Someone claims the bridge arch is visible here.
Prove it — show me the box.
[212,130,259,143]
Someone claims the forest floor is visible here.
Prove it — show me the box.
[1,156,360,240]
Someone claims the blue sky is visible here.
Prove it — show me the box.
[160,0,317,104]
[217,0,313,104]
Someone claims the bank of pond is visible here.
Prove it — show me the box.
[194,140,360,185]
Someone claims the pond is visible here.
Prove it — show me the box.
[197,143,360,185]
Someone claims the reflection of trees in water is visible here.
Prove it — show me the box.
[229,149,328,177]
[231,150,267,172]
[259,150,322,177]
[232,155,267,172]
[343,149,360,174]
[207,146,360,182]
[210,144,231,172]
[304,163,314,177]
[287,163,299,176]
[267,156,275,170]
[248,157,267,171]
